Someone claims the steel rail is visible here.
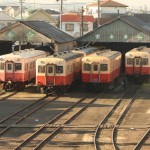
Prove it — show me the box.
[0,96,59,136]
[0,91,18,101]
[13,96,96,150]
[133,128,150,150]
[112,94,137,150]
[112,85,141,150]
[33,96,98,150]
[94,90,128,150]
[94,85,140,150]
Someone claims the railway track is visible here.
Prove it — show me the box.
[0,95,59,136]
[0,91,5,96]
[133,128,150,150]
[0,91,18,101]
[94,85,141,150]
[13,95,98,150]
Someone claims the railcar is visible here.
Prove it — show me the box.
[125,46,150,82]
[36,46,100,95]
[82,50,122,91]
[36,52,84,95]
[0,49,47,91]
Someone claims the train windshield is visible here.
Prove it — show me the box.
[15,63,22,71]
[142,58,148,65]
[127,58,133,65]
[56,66,63,74]
[38,65,45,73]
[100,64,108,71]
[84,63,91,71]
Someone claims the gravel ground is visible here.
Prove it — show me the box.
[0,83,149,150]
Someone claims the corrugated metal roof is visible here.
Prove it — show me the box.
[119,15,150,35]
[21,21,75,43]
[77,14,150,43]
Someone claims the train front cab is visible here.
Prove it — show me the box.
[0,60,26,91]
[82,60,114,91]
[45,64,66,96]
[37,63,67,96]
[126,56,149,82]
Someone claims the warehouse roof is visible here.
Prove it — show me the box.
[0,20,75,43]
[21,21,75,43]
[77,14,150,43]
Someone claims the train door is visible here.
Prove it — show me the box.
[46,64,55,85]
[90,62,100,83]
[5,61,14,81]
[133,57,142,75]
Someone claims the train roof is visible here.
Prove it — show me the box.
[74,47,99,55]
[0,49,46,60]
[82,50,121,60]
[46,51,83,61]
[128,46,150,53]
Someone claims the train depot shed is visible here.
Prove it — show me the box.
[76,14,150,71]
[77,14,150,52]
[0,20,75,55]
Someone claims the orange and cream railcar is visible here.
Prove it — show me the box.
[36,47,100,95]
[82,50,122,90]
[0,49,47,91]
[125,46,150,81]
[36,52,84,95]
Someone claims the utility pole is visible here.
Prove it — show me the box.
[19,0,23,20]
[97,0,100,26]
[56,0,63,30]
[81,6,84,36]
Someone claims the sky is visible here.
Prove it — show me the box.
[0,0,150,11]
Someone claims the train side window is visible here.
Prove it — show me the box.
[38,65,45,73]
[142,58,148,65]
[127,58,133,65]
[48,66,53,73]
[100,64,108,71]
[15,63,22,71]
[84,63,91,71]
[8,64,12,70]
[56,66,63,74]
[0,63,4,70]
[93,65,98,71]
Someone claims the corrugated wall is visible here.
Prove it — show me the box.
[79,20,150,43]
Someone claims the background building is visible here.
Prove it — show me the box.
[61,13,95,37]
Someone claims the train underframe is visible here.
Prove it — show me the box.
[37,85,69,96]
[84,78,119,92]
[127,74,150,83]
[0,78,35,92]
